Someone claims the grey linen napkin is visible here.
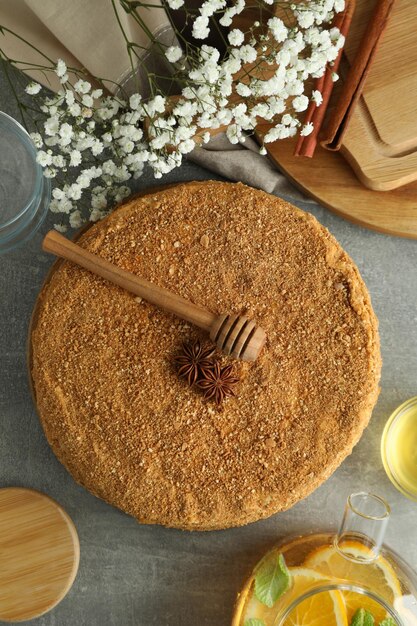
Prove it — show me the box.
[188,132,314,202]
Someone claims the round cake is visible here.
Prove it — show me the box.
[30,181,381,530]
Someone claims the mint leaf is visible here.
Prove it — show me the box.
[244,620,266,626]
[254,553,291,608]
[379,619,397,626]
[350,608,375,626]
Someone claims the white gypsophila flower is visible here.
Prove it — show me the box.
[90,208,105,222]
[44,116,60,136]
[91,193,108,211]
[25,82,42,95]
[228,29,244,47]
[219,11,233,26]
[54,223,68,233]
[113,186,131,203]
[67,184,82,200]
[127,126,143,142]
[74,79,91,94]
[102,132,113,146]
[75,174,90,191]
[220,0,245,26]
[235,83,252,98]
[192,15,210,39]
[65,90,75,106]
[44,136,59,148]
[312,89,323,106]
[30,133,43,148]
[44,163,58,177]
[119,138,135,153]
[300,121,314,136]
[52,154,66,168]
[200,0,226,17]
[34,0,346,229]
[264,124,294,143]
[91,140,104,156]
[286,80,304,96]
[146,95,166,117]
[165,46,182,63]
[226,123,242,144]
[166,0,184,7]
[282,113,299,127]
[84,165,102,180]
[75,135,95,151]
[69,210,83,229]
[268,17,288,43]
[82,94,94,107]
[238,45,257,63]
[102,160,117,176]
[178,139,195,154]
[173,100,198,118]
[52,188,66,200]
[69,103,82,117]
[49,196,73,214]
[259,146,267,155]
[332,72,339,82]
[296,10,315,29]
[55,59,67,78]
[292,94,309,112]
[36,150,53,167]
[58,122,73,146]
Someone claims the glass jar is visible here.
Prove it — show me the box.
[232,493,417,626]
[0,111,50,253]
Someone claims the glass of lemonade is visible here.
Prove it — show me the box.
[381,397,417,502]
[232,493,417,626]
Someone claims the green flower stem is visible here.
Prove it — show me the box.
[0,24,55,64]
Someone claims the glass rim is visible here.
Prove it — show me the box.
[381,396,417,502]
[347,492,391,522]
[0,111,44,231]
[273,582,403,626]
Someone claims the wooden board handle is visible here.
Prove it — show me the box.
[42,231,216,332]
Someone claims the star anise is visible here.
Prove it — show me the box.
[174,340,215,386]
[197,361,239,405]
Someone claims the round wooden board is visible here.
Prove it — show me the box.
[259,133,417,240]
[0,488,80,623]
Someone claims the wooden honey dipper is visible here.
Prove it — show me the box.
[42,231,267,362]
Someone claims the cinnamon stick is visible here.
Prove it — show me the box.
[294,0,356,158]
[321,0,396,151]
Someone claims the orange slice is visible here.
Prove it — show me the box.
[244,567,348,626]
[304,541,402,622]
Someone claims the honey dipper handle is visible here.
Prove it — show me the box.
[42,230,216,332]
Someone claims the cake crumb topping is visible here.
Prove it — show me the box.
[31,181,381,530]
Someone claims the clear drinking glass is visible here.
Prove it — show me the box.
[0,111,50,253]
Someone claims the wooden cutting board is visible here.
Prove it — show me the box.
[0,488,79,622]
[341,0,417,191]
[260,0,417,238]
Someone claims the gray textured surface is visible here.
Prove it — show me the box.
[1,64,417,626]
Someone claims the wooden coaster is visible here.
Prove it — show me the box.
[0,488,80,622]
